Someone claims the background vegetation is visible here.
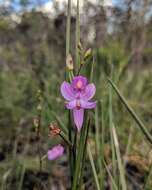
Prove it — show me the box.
[0,0,152,189]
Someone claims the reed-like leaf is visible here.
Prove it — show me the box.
[108,79,117,186]
[87,143,100,190]
[112,124,127,190]
[103,160,119,190]
[18,164,26,190]
[108,78,152,145]
[72,117,90,190]
[95,105,104,189]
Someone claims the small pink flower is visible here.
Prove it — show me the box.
[47,144,64,160]
[61,76,96,131]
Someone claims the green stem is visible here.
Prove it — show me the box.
[66,0,71,57]
[95,104,104,189]
[108,79,117,185]
[68,111,74,184]
[60,130,73,148]
[72,115,90,190]
[75,0,80,68]
[73,129,77,168]
[87,143,100,190]
[66,0,71,81]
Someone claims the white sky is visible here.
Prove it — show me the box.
[39,0,113,14]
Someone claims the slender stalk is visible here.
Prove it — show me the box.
[66,0,71,57]
[87,143,100,190]
[18,164,26,190]
[77,64,83,76]
[68,111,74,184]
[143,163,152,189]
[66,0,73,186]
[73,129,77,168]
[124,125,133,157]
[78,116,90,189]
[108,78,117,186]
[66,0,71,81]
[90,52,95,82]
[35,91,43,173]
[112,124,127,190]
[100,100,105,189]
[72,116,90,190]
[75,0,80,68]
[95,105,103,189]
[103,160,118,190]
[60,130,73,148]
[108,78,152,145]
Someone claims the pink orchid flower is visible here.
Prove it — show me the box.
[47,144,64,160]
[61,76,96,131]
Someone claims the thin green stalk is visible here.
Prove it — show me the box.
[87,143,100,190]
[68,111,74,184]
[1,169,12,190]
[125,125,133,157]
[66,0,71,57]
[60,130,73,148]
[143,163,152,189]
[108,78,152,145]
[66,0,73,185]
[75,0,80,68]
[108,79,117,187]
[90,52,95,82]
[103,160,118,190]
[100,100,105,189]
[73,129,77,168]
[112,124,127,190]
[78,116,90,189]
[66,0,71,81]
[72,116,90,190]
[95,105,103,189]
[18,164,26,190]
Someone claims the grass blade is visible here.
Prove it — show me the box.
[108,78,152,145]
[87,143,100,190]
[103,160,118,190]
[72,117,90,190]
[112,124,127,190]
[95,105,104,189]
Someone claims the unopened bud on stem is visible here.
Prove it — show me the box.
[66,54,74,70]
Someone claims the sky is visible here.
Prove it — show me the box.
[0,0,120,13]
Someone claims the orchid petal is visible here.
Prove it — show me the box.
[72,76,88,91]
[73,109,84,131]
[60,81,75,101]
[47,144,64,160]
[80,100,97,109]
[81,83,96,100]
[66,100,77,109]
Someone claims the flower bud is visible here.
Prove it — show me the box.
[66,54,74,70]
[84,48,92,61]
[37,104,42,111]
[78,41,83,51]
[33,117,39,128]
